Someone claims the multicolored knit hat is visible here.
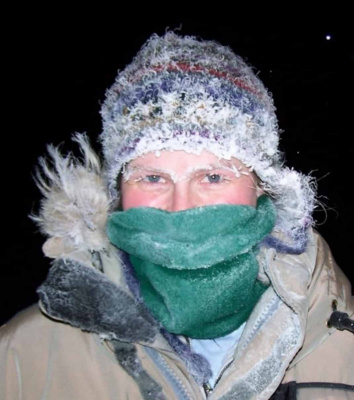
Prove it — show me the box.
[100,32,316,248]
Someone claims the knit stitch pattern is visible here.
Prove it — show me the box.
[100,32,316,247]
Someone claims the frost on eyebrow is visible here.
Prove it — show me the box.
[121,160,254,184]
[184,161,248,180]
[122,164,179,183]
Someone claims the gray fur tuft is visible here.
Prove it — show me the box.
[30,133,111,254]
[112,341,166,400]
[37,258,159,343]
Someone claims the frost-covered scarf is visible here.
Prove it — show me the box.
[107,195,276,339]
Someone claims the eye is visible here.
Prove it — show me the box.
[143,175,165,183]
[202,174,222,183]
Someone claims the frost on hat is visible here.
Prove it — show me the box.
[100,31,316,250]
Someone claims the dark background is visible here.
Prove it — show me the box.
[2,15,353,325]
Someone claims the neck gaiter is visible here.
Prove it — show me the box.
[107,195,276,339]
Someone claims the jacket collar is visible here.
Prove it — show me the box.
[37,222,351,399]
[37,256,160,345]
[34,136,353,398]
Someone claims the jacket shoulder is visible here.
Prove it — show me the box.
[0,304,141,400]
[0,304,52,348]
[0,303,103,354]
[0,304,90,359]
[310,230,353,316]
[283,230,354,386]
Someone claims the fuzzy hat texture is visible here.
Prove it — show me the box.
[100,32,316,247]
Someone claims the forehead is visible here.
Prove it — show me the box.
[126,150,251,172]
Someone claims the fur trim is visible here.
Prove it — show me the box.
[111,341,166,400]
[37,258,159,343]
[31,134,111,255]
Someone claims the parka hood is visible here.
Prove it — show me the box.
[32,133,353,399]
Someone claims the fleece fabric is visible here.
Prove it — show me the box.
[107,195,276,338]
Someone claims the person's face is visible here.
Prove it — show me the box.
[121,150,260,211]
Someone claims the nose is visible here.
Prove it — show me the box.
[171,183,193,212]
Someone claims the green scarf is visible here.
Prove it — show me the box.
[107,195,276,339]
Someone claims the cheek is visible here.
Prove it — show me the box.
[227,177,258,206]
[195,180,258,207]
[121,185,150,210]
[221,189,258,206]
[121,183,170,210]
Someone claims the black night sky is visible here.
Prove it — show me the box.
[2,15,353,325]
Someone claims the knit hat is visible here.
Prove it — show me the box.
[100,32,316,248]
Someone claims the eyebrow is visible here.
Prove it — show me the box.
[123,163,250,182]
[123,165,177,175]
[122,165,180,183]
[185,163,242,174]
[125,163,239,173]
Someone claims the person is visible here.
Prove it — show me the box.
[1,31,353,400]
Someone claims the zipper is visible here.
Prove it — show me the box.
[214,359,233,387]
[203,383,213,397]
[202,359,234,397]
[144,346,194,400]
[103,339,193,399]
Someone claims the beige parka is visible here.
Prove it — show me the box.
[1,144,353,400]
